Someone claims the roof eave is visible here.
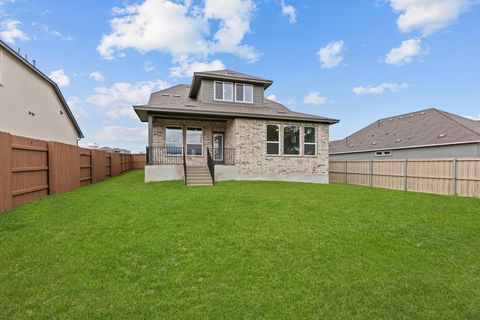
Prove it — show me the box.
[134,105,339,124]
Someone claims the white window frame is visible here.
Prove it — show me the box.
[303,126,317,156]
[235,83,253,104]
[283,125,301,156]
[165,126,184,156]
[375,150,392,157]
[186,127,203,156]
[266,124,281,155]
[214,81,233,102]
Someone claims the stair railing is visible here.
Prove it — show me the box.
[207,148,215,185]
[183,147,187,185]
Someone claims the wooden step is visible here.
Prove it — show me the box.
[185,166,213,186]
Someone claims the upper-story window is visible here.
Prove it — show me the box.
[214,81,233,102]
[235,83,253,103]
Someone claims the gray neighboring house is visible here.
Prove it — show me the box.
[134,69,339,185]
[330,108,480,160]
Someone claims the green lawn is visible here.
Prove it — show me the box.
[1,170,479,319]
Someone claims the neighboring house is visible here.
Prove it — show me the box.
[0,40,83,145]
[134,69,338,185]
[330,108,480,160]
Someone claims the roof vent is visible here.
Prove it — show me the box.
[372,142,377,145]
[420,112,426,115]
[438,134,446,138]
[409,114,414,117]
[395,139,402,142]
[399,116,404,119]
[161,94,170,96]
[385,132,389,135]
[349,144,354,148]
[388,118,393,121]
[173,94,181,97]
[226,72,237,75]
[277,111,287,114]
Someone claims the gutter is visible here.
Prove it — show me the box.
[330,140,480,155]
[134,105,340,125]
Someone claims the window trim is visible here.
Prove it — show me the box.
[303,126,317,156]
[165,126,184,156]
[266,124,281,156]
[235,83,253,104]
[186,126,203,156]
[283,125,301,156]
[213,81,233,102]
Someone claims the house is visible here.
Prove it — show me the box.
[0,40,83,145]
[330,108,480,160]
[134,69,339,185]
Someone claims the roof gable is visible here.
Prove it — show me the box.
[0,40,83,138]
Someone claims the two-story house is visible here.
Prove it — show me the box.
[134,70,339,185]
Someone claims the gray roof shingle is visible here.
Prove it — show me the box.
[330,108,480,154]
[135,84,339,124]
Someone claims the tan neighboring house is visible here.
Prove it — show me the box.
[330,108,480,160]
[134,69,339,185]
[0,40,83,145]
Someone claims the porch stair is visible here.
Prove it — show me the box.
[186,166,213,186]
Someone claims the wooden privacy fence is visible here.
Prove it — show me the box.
[330,159,480,198]
[0,132,146,213]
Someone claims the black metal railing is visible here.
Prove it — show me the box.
[207,148,215,185]
[146,146,184,165]
[182,148,187,185]
[208,148,235,165]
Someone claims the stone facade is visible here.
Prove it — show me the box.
[151,117,330,182]
[232,118,329,178]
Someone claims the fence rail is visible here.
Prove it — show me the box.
[147,147,184,165]
[0,131,146,213]
[209,148,235,166]
[330,158,480,198]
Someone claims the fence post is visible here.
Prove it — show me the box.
[403,159,408,191]
[369,160,373,187]
[452,158,457,196]
[0,132,13,212]
[344,160,348,184]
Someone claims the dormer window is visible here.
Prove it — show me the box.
[214,81,233,102]
[235,83,253,103]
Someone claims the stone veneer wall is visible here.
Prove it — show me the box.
[151,117,330,181]
[152,118,227,166]
[231,118,329,178]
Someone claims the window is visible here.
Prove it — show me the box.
[165,127,183,155]
[235,83,253,103]
[283,126,300,155]
[304,127,316,155]
[375,150,392,157]
[266,125,280,155]
[186,127,203,156]
[214,81,233,101]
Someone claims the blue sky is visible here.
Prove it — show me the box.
[1,0,479,152]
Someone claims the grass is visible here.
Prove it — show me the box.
[1,170,479,319]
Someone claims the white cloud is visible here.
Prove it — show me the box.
[390,0,474,36]
[0,19,29,44]
[463,113,480,121]
[169,57,225,77]
[42,26,73,40]
[353,82,409,95]
[49,69,71,87]
[106,107,138,119]
[87,79,168,118]
[98,0,258,64]
[266,94,277,101]
[95,126,148,143]
[317,40,344,69]
[385,38,426,65]
[89,71,105,82]
[280,0,297,24]
[67,97,89,118]
[303,92,328,105]
[144,61,156,72]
